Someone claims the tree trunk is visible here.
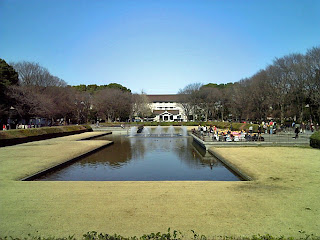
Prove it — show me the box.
[221,106,224,121]
[300,104,304,123]
[280,103,284,124]
[204,109,208,122]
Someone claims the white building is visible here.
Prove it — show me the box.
[147,95,187,122]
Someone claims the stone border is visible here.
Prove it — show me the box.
[79,131,112,140]
[20,141,113,181]
[208,148,253,181]
[20,132,113,181]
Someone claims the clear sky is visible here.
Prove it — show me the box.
[1,0,319,94]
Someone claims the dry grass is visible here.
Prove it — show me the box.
[0,137,319,238]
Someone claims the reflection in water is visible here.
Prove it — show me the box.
[36,134,241,181]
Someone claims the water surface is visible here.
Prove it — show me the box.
[36,135,241,181]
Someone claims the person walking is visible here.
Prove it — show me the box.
[295,127,299,139]
[249,125,253,134]
[209,126,213,137]
[203,125,207,136]
[301,122,306,134]
[269,124,273,135]
[258,125,262,136]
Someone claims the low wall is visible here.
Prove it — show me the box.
[20,141,113,181]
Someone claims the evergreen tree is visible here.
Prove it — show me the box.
[0,59,19,122]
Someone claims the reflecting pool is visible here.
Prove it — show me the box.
[36,134,242,181]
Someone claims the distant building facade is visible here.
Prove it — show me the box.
[147,95,187,122]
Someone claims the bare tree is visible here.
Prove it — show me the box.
[94,88,132,122]
[247,70,271,121]
[265,57,293,123]
[8,85,52,121]
[42,86,76,123]
[72,89,92,124]
[178,83,202,121]
[132,92,152,119]
[305,46,320,123]
[198,86,222,121]
[11,61,66,87]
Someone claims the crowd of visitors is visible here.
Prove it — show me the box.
[192,125,264,142]
[192,120,318,142]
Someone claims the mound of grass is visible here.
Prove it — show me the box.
[310,130,320,149]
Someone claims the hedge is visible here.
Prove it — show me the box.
[0,125,92,147]
[310,130,320,149]
[0,230,318,240]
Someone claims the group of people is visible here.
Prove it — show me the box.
[192,120,319,143]
[259,121,277,134]
[196,125,216,136]
[192,125,264,142]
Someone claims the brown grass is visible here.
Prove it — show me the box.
[0,137,319,238]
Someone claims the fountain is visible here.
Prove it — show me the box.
[128,125,187,137]
[181,126,188,136]
[142,127,150,137]
[155,125,162,137]
[168,125,175,137]
[129,126,137,137]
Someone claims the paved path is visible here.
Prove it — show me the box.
[192,132,311,149]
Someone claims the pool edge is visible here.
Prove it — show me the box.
[208,148,253,181]
[20,141,114,181]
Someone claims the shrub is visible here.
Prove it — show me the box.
[1,230,319,240]
[310,130,320,149]
[0,125,91,140]
[82,125,93,131]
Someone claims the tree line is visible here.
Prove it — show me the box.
[0,60,139,127]
[1,45,319,127]
[178,46,320,125]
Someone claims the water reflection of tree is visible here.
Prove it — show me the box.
[81,135,218,170]
[173,138,218,169]
[80,136,133,168]
[129,137,147,160]
[130,136,218,170]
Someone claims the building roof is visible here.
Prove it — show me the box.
[153,110,180,115]
[147,94,181,102]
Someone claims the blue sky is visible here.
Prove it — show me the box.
[1,0,319,94]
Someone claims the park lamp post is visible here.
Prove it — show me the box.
[8,106,16,130]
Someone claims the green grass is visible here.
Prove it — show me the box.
[0,125,92,140]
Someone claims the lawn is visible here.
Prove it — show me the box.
[0,135,319,238]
